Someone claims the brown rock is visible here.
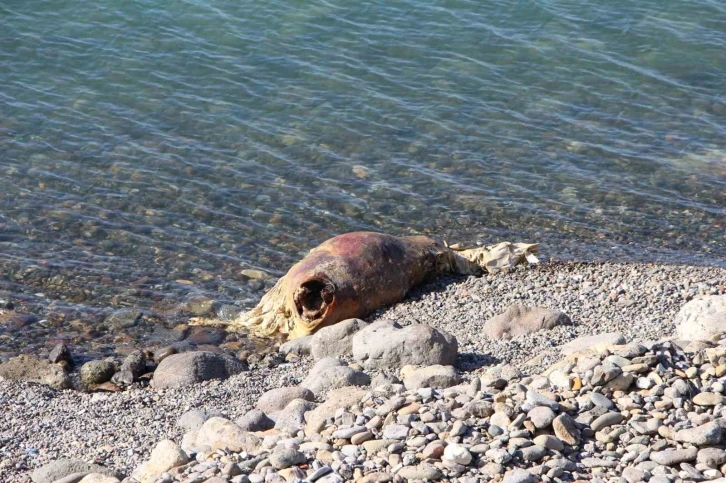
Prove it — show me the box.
[0,355,70,389]
[553,413,580,445]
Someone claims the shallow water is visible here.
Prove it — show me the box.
[0,0,724,358]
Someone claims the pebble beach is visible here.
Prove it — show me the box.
[3,260,726,483]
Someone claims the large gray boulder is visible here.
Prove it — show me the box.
[311,318,368,359]
[30,459,121,483]
[675,295,726,341]
[300,358,370,397]
[0,355,70,389]
[484,304,570,339]
[352,320,457,370]
[152,351,246,389]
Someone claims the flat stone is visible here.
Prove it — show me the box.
[591,412,625,432]
[581,458,617,468]
[590,393,614,409]
[351,430,373,445]
[332,426,367,440]
[48,343,72,364]
[235,409,274,432]
[693,392,726,406]
[553,413,580,445]
[650,447,698,466]
[383,424,409,440]
[675,421,722,446]
[422,441,445,459]
[484,304,571,339]
[396,465,442,480]
[592,365,622,386]
[402,365,459,390]
[533,434,564,451]
[561,332,625,355]
[622,467,646,483]
[526,390,559,410]
[301,359,370,397]
[274,398,318,431]
[178,409,223,432]
[104,309,141,331]
[78,475,120,483]
[30,460,121,483]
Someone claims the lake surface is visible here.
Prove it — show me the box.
[1,0,724,358]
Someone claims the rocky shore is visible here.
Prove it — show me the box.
[2,261,726,483]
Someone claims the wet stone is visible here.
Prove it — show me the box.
[104,309,142,331]
[48,343,72,364]
[187,327,227,345]
[80,360,116,385]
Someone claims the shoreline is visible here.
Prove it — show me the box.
[2,259,725,482]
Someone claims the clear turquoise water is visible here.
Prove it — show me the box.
[0,0,725,348]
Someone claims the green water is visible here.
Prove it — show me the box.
[0,0,724,356]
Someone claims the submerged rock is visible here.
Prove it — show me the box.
[48,343,72,365]
[103,309,141,331]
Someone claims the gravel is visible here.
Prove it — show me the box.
[374,261,726,370]
[1,260,725,483]
[0,361,313,482]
